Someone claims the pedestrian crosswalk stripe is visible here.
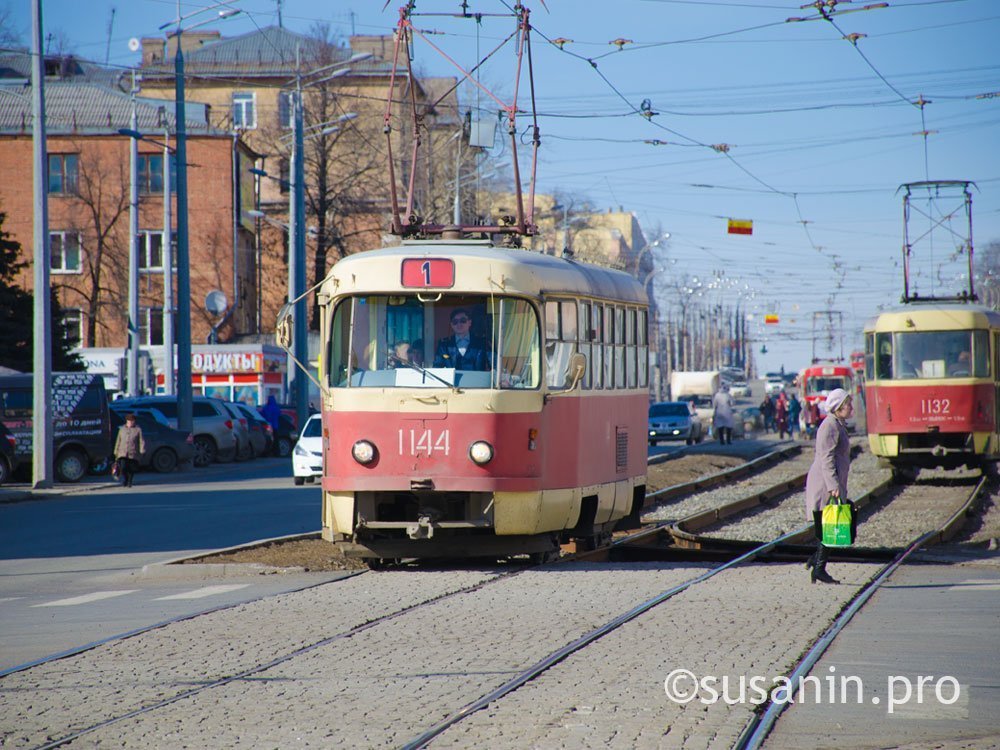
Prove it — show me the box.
[154,584,251,600]
[33,590,138,607]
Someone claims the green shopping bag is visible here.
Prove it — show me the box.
[813,494,856,547]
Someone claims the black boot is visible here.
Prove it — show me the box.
[810,544,839,584]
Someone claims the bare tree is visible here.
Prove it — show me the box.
[0,4,23,48]
[57,145,130,347]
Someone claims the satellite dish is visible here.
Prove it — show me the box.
[128,37,140,52]
[205,290,228,316]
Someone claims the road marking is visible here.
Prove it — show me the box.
[154,584,251,600]
[0,597,24,603]
[33,590,139,607]
[947,579,1000,592]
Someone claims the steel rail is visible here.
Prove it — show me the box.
[399,525,815,750]
[733,475,988,750]
[31,566,533,750]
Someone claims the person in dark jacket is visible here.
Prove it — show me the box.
[433,308,491,370]
[261,395,281,433]
[113,413,146,488]
[803,388,853,584]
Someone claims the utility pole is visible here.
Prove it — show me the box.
[174,30,193,434]
[127,79,140,396]
[290,58,309,428]
[162,114,174,395]
[31,0,52,488]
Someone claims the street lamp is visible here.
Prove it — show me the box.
[157,2,241,433]
[118,126,177,396]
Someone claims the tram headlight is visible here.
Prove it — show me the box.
[469,440,494,465]
[352,440,377,465]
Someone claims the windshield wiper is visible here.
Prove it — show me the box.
[387,354,462,393]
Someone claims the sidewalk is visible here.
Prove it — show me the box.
[763,554,1000,749]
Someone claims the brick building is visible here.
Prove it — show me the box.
[136,26,461,333]
[0,54,259,350]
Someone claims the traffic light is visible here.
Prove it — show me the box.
[760,345,768,354]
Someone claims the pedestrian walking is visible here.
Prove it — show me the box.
[113,413,145,488]
[760,395,775,433]
[803,388,854,584]
[775,391,789,439]
[712,384,736,445]
[788,393,802,439]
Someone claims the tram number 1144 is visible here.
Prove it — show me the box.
[920,399,950,415]
[399,428,451,456]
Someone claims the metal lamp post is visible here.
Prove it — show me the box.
[158,3,241,433]
[118,126,177,396]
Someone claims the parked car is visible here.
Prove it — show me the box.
[272,413,298,457]
[113,395,237,467]
[0,372,112,482]
[648,401,703,445]
[108,407,194,473]
[232,402,273,456]
[740,406,764,436]
[730,380,751,398]
[0,422,15,485]
[764,378,785,396]
[219,401,254,461]
[292,414,323,485]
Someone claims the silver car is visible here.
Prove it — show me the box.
[115,396,238,467]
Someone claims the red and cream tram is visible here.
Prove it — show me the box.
[798,362,857,431]
[863,302,1000,475]
[307,241,650,562]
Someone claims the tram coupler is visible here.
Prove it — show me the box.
[406,515,436,540]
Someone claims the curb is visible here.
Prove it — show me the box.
[139,531,322,578]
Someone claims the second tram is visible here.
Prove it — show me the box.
[863,302,1000,475]
[798,362,857,431]
[302,240,651,562]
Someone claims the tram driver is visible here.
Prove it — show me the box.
[433,308,492,371]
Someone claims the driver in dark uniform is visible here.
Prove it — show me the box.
[433,308,491,370]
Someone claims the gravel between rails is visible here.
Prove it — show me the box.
[696,447,891,542]
[641,447,815,525]
[0,569,502,749]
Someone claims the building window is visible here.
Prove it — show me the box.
[48,154,79,194]
[138,230,178,272]
[278,91,294,129]
[138,154,177,194]
[62,308,83,347]
[140,307,164,346]
[232,92,256,129]
[50,231,82,273]
[278,158,290,194]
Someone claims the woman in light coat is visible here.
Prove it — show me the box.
[113,413,146,488]
[803,388,853,583]
[712,385,736,445]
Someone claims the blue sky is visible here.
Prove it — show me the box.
[6,0,1000,374]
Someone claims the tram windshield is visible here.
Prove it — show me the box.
[885,330,989,380]
[328,294,540,389]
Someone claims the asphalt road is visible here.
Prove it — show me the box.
[0,457,346,674]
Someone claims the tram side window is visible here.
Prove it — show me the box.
[626,308,637,388]
[970,330,988,377]
[875,333,893,379]
[638,309,648,388]
[544,299,578,389]
[591,303,604,389]
[603,304,615,389]
[579,301,592,389]
[614,306,625,389]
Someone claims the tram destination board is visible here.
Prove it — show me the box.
[401,258,455,288]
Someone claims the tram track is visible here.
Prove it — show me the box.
[394,473,989,749]
[2,445,806,748]
[4,447,988,748]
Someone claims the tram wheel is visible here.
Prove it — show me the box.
[891,464,918,484]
